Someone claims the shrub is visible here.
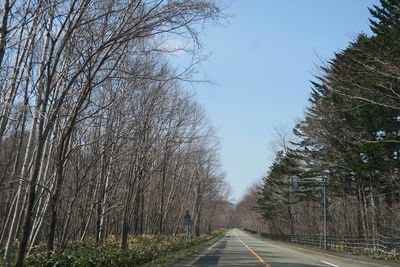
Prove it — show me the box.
[0,230,225,266]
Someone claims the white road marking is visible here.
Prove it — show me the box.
[187,241,219,266]
[208,243,217,250]
[321,260,340,267]
[234,229,248,247]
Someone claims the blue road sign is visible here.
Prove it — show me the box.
[184,210,193,226]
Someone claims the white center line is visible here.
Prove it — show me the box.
[321,260,340,267]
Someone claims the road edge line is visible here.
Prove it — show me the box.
[185,235,225,266]
[321,260,340,267]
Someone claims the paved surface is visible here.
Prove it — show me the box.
[172,229,400,267]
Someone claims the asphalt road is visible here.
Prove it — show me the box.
[172,228,398,267]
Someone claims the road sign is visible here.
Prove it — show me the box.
[184,210,193,226]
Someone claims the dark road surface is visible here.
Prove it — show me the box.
[172,229,399,267]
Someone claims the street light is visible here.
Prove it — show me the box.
[289,174,332,250]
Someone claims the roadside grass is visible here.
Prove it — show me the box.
[0,229,227,266]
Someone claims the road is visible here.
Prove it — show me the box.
[173,229,398,267]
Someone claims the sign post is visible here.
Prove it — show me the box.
[289,174,333,250]
[183,210,193,247]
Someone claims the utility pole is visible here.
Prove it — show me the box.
[323,175,327,250]
[290,174,331,250]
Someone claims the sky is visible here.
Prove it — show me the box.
[190,0,379,202]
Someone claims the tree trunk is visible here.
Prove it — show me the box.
[159,158,167,234]
[15,131,47,266]
[3,110,37,265]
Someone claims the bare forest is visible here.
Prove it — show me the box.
[0,0,232,265]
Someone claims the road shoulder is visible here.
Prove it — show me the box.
[244,230,400,267]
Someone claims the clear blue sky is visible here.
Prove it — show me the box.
[192,0,378,202]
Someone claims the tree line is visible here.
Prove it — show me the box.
[0,0,231,266]
[237,0,400,239]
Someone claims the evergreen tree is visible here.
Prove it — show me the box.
[256,0,400,236]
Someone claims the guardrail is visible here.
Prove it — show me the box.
[243,229,400,260]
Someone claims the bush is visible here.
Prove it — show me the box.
[1,230,224,266]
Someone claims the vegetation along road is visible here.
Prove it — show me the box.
[173,229,400,267]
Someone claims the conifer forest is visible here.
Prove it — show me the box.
[235,1,400,252]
